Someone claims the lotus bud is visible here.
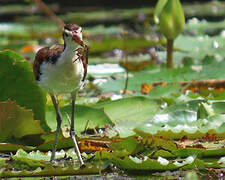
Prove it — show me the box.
[159,0,185,40]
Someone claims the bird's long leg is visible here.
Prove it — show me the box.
[70,91,85,166]
[49,93,62,162]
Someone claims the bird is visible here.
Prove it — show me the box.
[33,24,88,166]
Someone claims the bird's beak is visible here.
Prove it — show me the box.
[72,33,84,47]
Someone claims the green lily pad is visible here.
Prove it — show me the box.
[135,113,225,139]
[0,143,34,153]
[0,50,48,131]
[0,165,102,178]
[93,96,160,137]
[94,96,160,123]
[109,136,145,155]
[111,155,221,172]
[0,100,44,143]
[46,104,113,134]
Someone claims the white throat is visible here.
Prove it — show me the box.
[59,41,79,64]
[65,39,79,51]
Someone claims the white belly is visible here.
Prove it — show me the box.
[38,54,84,94]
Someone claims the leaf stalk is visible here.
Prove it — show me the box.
[167,39,174,68]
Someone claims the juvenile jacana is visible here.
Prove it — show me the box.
[33,24,88,166]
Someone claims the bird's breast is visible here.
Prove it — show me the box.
[38,53,84,94]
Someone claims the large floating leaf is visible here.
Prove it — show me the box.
[94,96,159,123]
[212,101,225,114]
[0,143,34,153]
[162,99,205,113]
[102,59,225,94]
[109,136,145,155]
[156,34,225,66]
[0,148,103,178]
[0,164,102,178]
[135,98,225,139]
[89,37,164,55]
[101,67,195,93]
[93,96,160,137]
[173,147,225,158]
[110,155,220,172]
[0,100,44,142]
[0,50,49,131]
[46,104,113,134]
[36,136,74,151]
[175,35,225,61]
[147,83,181,99]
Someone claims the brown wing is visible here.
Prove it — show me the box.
[81,45,89,81]
[33,45,64,81]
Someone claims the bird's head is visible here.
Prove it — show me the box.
[63,24,84,48]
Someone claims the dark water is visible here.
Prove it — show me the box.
[1,0,212,8]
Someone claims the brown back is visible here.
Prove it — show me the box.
[33,45,64,81]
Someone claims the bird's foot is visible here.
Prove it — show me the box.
[80,163,86,169]
[70,130,85,166]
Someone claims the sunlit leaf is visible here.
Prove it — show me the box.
[135,111,225,139]
[211,101,225,114]
[93,96,160,137]
[110,155,217,171]
[109,136,144,155]
[0,50,49,131]
[46,104,113,134]
[197,102,215,119]
[0,100,44,142]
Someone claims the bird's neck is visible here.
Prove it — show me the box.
[61,41,79,62]
[64,40,79,52]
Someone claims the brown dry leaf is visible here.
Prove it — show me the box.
[79,138,111,153]
[178,136,196,148]
[187,144,206,149]
[141,83,154,94]
[217,88,225,92]
[200,133,217,142]
[161,82,167,86]
[141,82,168,94]
[181,79,225,92]
[185,87,199,93]
[149,80,225,93]
[177,140,206,149]
[185,86,225,93]
[177,136,206,149]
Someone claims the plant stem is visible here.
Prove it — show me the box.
[123,70,129,94]
[167,39,174,68]
[122,31,129,94]
[34,0,65,28]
